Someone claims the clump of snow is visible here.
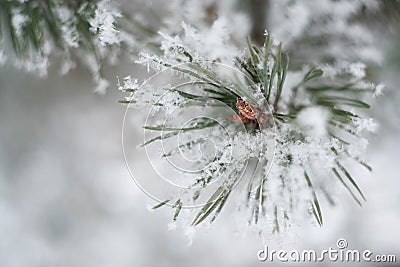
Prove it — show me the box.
[168,222,177,231]
[352,117,378,135]
[297,107,330,139]
[56,7,79,48]
[322,61,367,81]
[94,78,109,94]
[346,62,366,80]
[373,84,385,98]
[11,8,28,36]
[348,138,369,158]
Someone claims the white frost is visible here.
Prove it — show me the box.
[297,107,330,138]
[89,0,122,46]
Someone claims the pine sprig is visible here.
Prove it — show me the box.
[121,31,377,230]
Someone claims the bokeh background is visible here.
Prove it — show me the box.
[1,1,400,266]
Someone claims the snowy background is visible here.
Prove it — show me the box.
[1,1,400,266]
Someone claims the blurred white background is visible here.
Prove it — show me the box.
[1,1,400,266]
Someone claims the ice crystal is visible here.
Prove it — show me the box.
[120,22,379,233]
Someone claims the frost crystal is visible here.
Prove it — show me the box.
[89,0,122,46]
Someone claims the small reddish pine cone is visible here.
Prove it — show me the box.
[228,99,258,122]
[236,99,258,120]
